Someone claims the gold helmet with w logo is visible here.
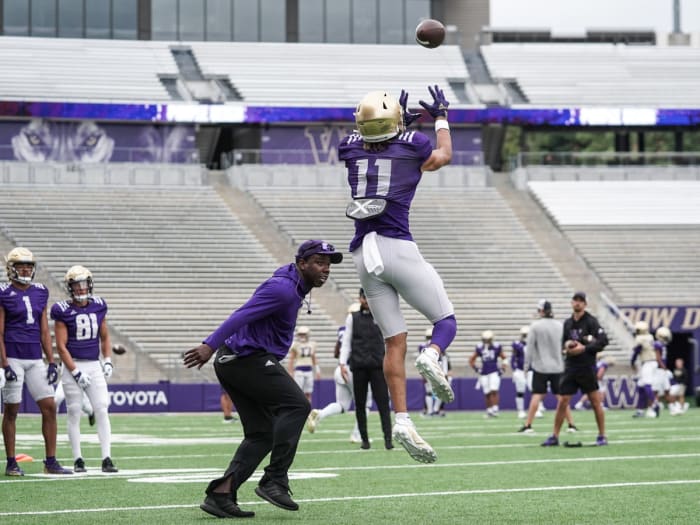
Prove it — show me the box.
[64,265,94,302]
[354,91,404,143]
[5,247,36,284]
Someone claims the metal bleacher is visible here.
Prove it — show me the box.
[481,43,700,107]
[245,177,577,369]
[189,41,470,106]
[0,36,176,103]
[0,185,305,381]
[528,179,700,304]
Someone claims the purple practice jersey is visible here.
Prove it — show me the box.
[0,282,49,359]
[475,343,502,375]
[511,341,526,371]
[338,131,433,252]
[204,263,311,361]
[50,296,108,360]
[653,341,668,367]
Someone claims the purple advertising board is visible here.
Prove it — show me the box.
[19,378,646,414]
[260,125,483,165]
[0,120,197,163]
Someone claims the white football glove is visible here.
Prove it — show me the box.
[103,358,113,379]
[72,369,91,390]
[0,371,5,389]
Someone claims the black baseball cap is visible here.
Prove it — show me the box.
[537,299,552,313]
[296,240,343,264]
[572,291,587,302]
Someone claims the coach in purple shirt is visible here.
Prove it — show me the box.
[184,239,342,518]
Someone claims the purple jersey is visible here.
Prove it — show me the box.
[204,263,311,361]
[476,343,502,375]
[0,282,48,359]
[511,341,526,370]
[50,296,108,360]
[653,341,668,367]
[596,359,609,376]
[339,131,433,252]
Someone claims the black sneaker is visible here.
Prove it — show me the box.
[101,457,119,473]
[517,424,534,433]
[255,481,299,511]
[361,440,371,450]
[201,493,255,518]
[88,413,96,426]
[74,458,86,473]
[385,439,394,450]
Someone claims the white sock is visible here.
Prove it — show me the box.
[516,397,524,412]
[95,408,112,459]
[319,402,343,420]
[425,347,440,361]
[395,412,410,424]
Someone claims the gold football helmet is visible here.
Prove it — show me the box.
[424,327,433,339]
[354,91,404,143]
[655,326,672,343]
[296,326,311,337]
[5,247,36,284]
[64,265,93,302]
[519,326,529,339]
[481,330,494,342]
[634,321,649,335]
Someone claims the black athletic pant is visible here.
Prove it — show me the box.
[352,366,392,443]
[206,348,310,498]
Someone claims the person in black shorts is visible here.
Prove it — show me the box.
[518,300,576,434]
[542,292,609,447]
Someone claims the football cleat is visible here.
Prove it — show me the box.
[567,424,579,433]
[5,462,25,476]
[517,410,527,419]
[517,424,534,434]
[349,430,362,443]
[201,493,255,518]
[255,480,299,511]
[74,458,86,473]
[44,459,72,475]
[101,457,118,473]
[595,435,608,446]
[541,435,559,447]
[415,351,454,404]
[88,412,96,426]
[306,409,320,433]
[392,420,437,464]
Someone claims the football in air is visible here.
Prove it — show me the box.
[416,19,446,49]
[112,344,127,355]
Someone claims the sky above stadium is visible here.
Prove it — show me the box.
[491,0,700,35]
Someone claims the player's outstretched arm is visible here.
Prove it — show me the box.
[419,85,452,172]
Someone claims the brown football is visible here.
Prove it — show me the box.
[416,19,446,49]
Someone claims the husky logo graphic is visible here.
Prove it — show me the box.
[303,126,352,165]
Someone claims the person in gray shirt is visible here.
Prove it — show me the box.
[518,300,577,434]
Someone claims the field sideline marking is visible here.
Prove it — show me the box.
[2,452,699,484]
[2,479,700,516]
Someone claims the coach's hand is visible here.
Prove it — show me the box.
[183,344,214,370]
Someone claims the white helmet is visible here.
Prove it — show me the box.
[655,326,672,343]
[5,247,36,284]
[634,321,649,335]
[424,327,433,339]
[519,326,529,339]
[481,330,494,342]
[296,326,310,337]
[64,265,93,302]
[354,91,404,143]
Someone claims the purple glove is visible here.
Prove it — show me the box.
[47,362,58,385]
[4,366,17,382]
[399,90,422,128]
[419,85,449,119]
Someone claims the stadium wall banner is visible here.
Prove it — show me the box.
[260,126,483,165]
[0,119,196,163]
[21,378,644,414]
[2,100,700,126]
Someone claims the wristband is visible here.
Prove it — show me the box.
[435,120,450,132]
